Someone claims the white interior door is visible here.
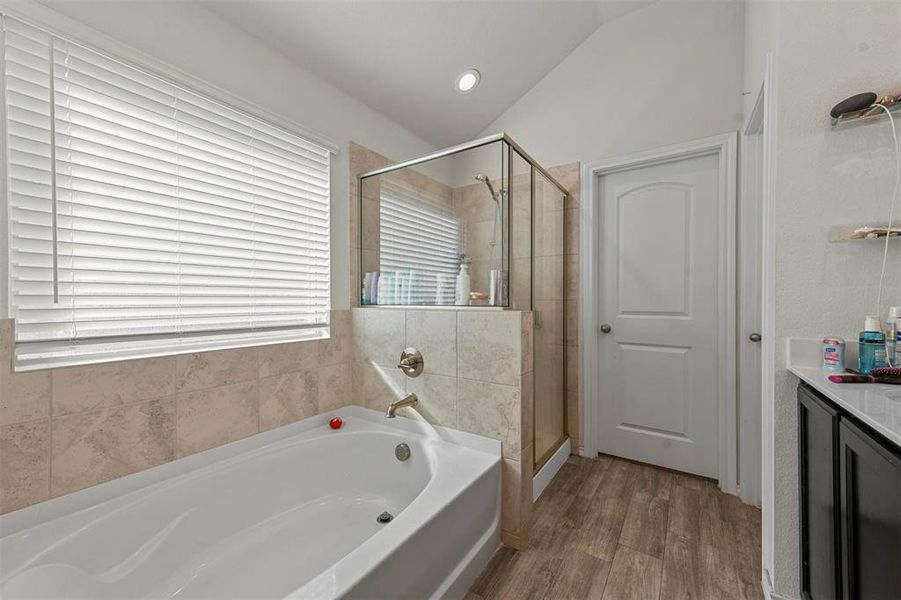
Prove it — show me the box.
[596,153,721,478]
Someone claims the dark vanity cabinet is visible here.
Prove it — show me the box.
[798,383,901,600]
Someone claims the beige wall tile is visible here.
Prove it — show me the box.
[535,354,565,461]
[512,207,532,260]
[534,209,564,258]
[259,371,318,431]
[566,346,581,451]
[501,457,522,534]
[1,368,51,426]
[511,257,532,311]
[0,319,10,364]
[521,311,534,375]
[51,398,176,497]
[404,373,457,427]
[565,208,580,256]
[520,444,534,527]
[176,348,258,393]
[0,319,50,425]
[362,309,405,367]
[360,361,405,413]
[259,341,319,378]
[318,363,352,413]
[565,300,580,347]
[0,419,50,514]
[521,370,534,453]
[564,253,580,302]
[176,381,259,456]
[457,311,522,386]
[534,300,563,349]
[534,255,564,302]
[457,378,521,459]
[547,163,581,205]
[52,357,175,417]
[405,310,456,377]
[329,310,352,338]
[319,335,351,368]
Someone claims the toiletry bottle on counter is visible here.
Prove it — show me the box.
[887,306,901,366]
[859,315,887,374]
[822,337,845,372]
[455,261,471,306]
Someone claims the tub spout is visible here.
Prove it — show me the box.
[386,393,418,418]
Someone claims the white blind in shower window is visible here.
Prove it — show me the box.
[3,16,332,370]
[379,179,461,304]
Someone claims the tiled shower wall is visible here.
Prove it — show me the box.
[0,312,353,515]
[351,307,534,548]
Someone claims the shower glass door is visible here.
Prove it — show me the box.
[532,169,566,470]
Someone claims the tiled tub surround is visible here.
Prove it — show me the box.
[352,307,535,549]
[0,312,353,514]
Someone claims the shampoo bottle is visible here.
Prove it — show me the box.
[859,315,887,374]
[455,260,471,306]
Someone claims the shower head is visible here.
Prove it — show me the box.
[474,173,500,205]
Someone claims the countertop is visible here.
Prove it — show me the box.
[789,366,901,448]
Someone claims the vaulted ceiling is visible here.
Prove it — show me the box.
[200,1,654,147]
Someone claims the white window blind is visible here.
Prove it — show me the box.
[2,16,332,370]
[378,179,461,304]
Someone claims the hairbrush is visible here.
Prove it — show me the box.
[829,369,901,385]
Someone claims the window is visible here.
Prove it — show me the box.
[2,16,332,370]
[378,178,461,304]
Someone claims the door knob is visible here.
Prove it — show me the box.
[749,333,762,343]
[599,324,612,334]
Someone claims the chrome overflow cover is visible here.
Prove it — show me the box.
[395,443,411,462]
[377,511,393,524]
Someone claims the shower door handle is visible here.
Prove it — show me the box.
[599,323,612,334]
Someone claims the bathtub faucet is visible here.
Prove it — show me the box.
[386,393,418,418]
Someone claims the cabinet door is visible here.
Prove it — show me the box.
[839,418,901,600]
[798,384,842,600]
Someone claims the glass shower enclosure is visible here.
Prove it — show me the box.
[358,133,568,472]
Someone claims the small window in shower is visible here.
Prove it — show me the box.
[378,177,461,305]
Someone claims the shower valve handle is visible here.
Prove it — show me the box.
[397,348,424,377]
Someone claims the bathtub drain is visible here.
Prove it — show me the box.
[377,511,394,524]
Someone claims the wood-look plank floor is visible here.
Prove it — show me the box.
[468,455,762,600]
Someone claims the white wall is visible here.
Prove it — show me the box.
[477,0,745,168]
[746,2,901,597]
[0,0,437,316]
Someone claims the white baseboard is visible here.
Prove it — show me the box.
[532,438,571,501]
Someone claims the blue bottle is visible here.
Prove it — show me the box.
[859,315,887,374]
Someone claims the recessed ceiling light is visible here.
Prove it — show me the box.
[455,69,480,94]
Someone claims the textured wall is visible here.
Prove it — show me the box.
[768,2,901,596]
[475,1,745,169]
[0,313,353,514]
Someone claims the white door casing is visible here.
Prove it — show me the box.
[739,85,766,507]
[580,133,737,490]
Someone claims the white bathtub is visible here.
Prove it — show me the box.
[0,406,501,599]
